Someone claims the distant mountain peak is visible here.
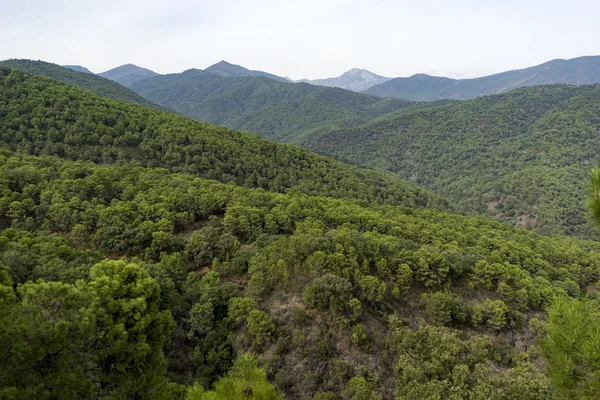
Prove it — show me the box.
[346,68,364,74]
[205,60,287,82]
[98,64,159,87]
[298,68,391,92]
[63,65,93,74]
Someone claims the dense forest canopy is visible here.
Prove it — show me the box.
[123,60,600,240]
[0,67,449,211]
[305,84,600,240]
[1,66,600,399]
[2,149,600,398]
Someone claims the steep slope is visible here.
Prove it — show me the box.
[0,67,449,211]
[298,68,391,92]
[365,55,600,100]
[2,64,599,400]
[307,84,600,239]
[0,59,160,109]
[130,69,418,143]
[63,64,93,73]
[205,60,288,82]
[98,63,159,87]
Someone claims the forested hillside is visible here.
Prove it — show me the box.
[1,65,600,399]
[0,67,448,210]
[3,149,600,399]
[306,84,600,240]
[129,68,420,143]
[364,56,600,101]
[0,59,161,109]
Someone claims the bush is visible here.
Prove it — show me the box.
[303,273,353,313]
[421,291,467,326]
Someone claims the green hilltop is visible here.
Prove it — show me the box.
[0,59,162,109]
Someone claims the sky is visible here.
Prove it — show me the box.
[1,0,599,80]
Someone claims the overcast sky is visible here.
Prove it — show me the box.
[1,0,599,79]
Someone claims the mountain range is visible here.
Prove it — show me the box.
[40,55,600,101]
[364,55,600,100]
[128,67,421,143]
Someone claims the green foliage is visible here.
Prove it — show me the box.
[0,148,598,397]
[390,320,549,399]
[357,275,386,303]
[246,310,276,346]
[471,299,510,331]
[0,280,95,399]
[87,260,175,398]
[341,377,382,400]
[587,167,600,227]
[303,273,353,313]
[0,260,175,399]
[421,291,467,326]
[541,296,600,399]
[185,353,281,399]
[308,84,600,239]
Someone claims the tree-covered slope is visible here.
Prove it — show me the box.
[306,84,600,239]
[0,67,449,211]
[98,63,160,87]
[0,59,161,109]
[129,69,418,143]
[2,64,600,400]
[364,55,600,101]
[2,150,600,399]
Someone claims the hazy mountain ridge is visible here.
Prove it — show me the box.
[98,63,159,87]
[297,68,391,91]
[63,64,93,74]
[364,56,600,100]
